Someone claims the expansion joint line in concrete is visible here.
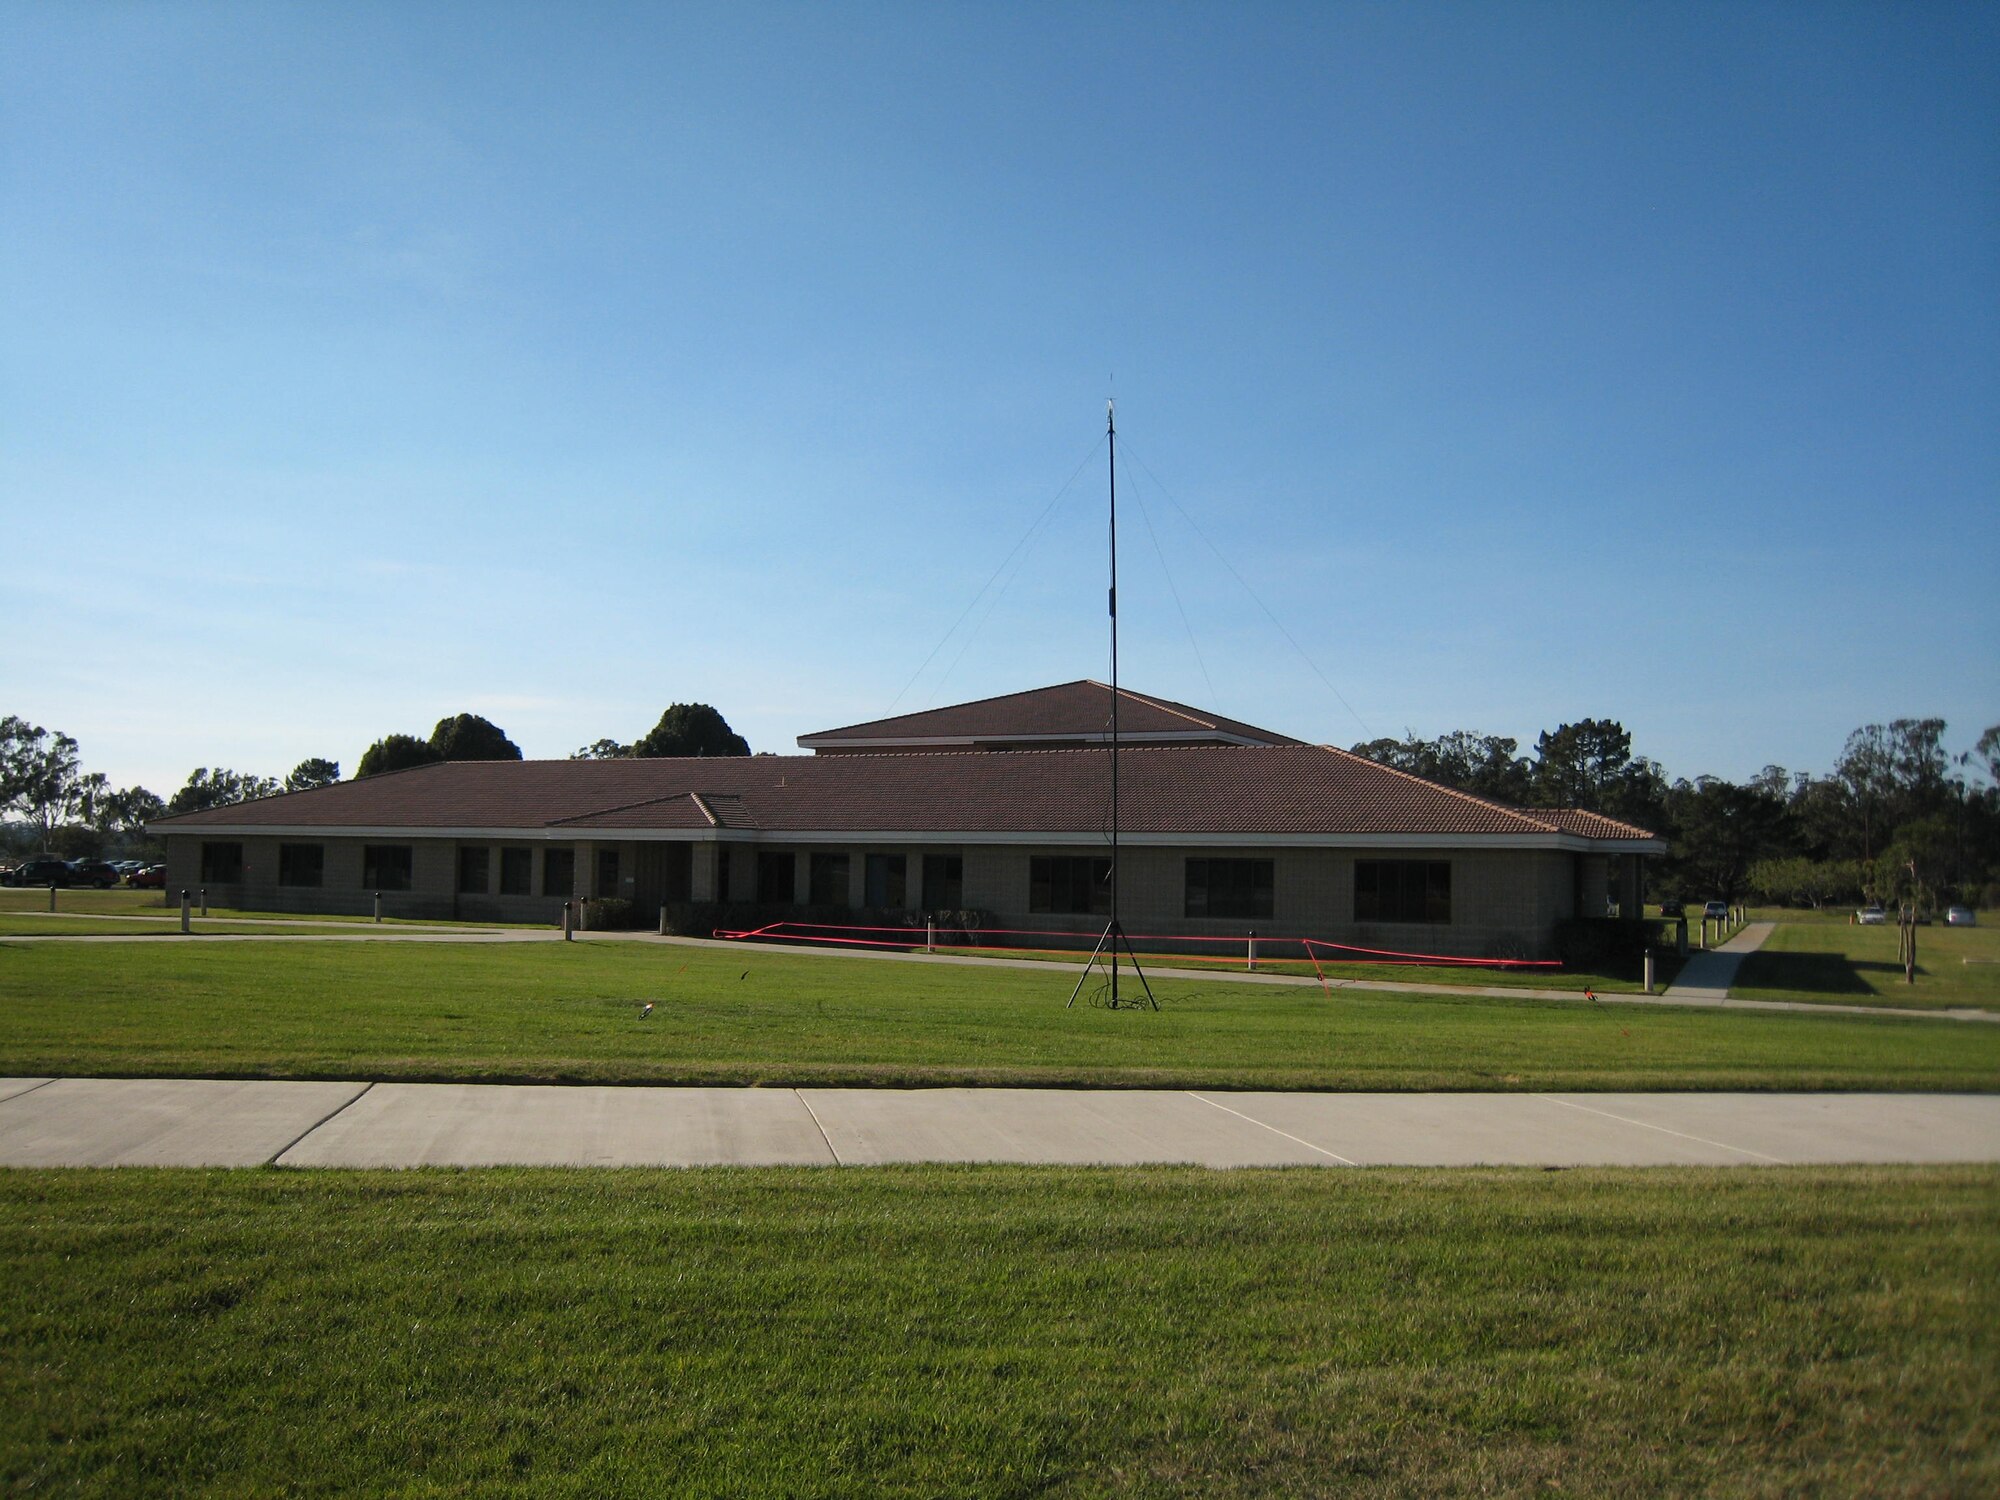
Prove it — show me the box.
[1186,1092,1357,1165]
[794,1090,843,1166]
[0,1077,61,1107]
[268,1081,376,1166]
[1532,1094,1786,1164]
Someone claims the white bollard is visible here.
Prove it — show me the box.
[562,901,572,941]
[200,887,208,918]
[1247,930,1257,972]
[926,918,936,954]
[659,904,669,937]
[1643,949,1655,995]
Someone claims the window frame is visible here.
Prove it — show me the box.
[278,843,324,888]
[1353,859,1452,925]
[1184,857,1274,921]
[1028,855,1111,916]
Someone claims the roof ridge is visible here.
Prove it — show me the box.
[1313,745,1560,833]
[809,680,1101,738]
[548,788,710,827]
[1113,685,1214,730]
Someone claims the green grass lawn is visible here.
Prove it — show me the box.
[2,1164,1992,1496]
[1734,921,2000,1012]
[0,886,534,928]
[3,938,1997,1091]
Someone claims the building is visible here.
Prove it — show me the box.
[150,682,1662,958]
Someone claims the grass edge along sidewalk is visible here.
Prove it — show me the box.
[2,1164,1994,1496]
[3,938,1998,1093]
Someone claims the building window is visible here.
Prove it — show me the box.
[543,848,574,897]
[923,854,963,911]
[757,852,795,904]
[1185,858,1273,920]
[596,848,619,897]
[864,853,906,908]
[200,842,244,884]
[1354,859,1451,924]
[363,845,413,892]
[809,852,849,906]
[716,847,734,901]
[278,844,323,888]
[499,847,533,896]
[457,847,489,895]
[1029,855,1110,916]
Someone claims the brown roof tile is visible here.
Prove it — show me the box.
[798,680,1299,749]
[154,745,1661,843]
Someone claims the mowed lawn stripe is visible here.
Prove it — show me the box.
[1,1165,1994,1496]
[2,938,1997,1091]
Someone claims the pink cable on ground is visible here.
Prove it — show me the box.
[706,918,1560,970]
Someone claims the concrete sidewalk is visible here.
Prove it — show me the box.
[1664,921,1776,1001]
[2,1076,1995,1169]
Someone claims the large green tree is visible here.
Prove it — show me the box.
[167,767,281,817]
[1,717,85,850]
[633,704,750,759]
[285,758,341,792]
[356,734,446,778]
[430,714,523,762]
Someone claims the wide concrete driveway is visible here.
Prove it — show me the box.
[1,1077,1996,1169]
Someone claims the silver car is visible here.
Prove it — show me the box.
[1857,906,1887,925]
[1946,906,1977,926]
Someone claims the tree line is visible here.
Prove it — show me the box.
[0,703,750,859]
[1351,717,2000,908]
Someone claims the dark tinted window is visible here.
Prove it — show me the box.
[1354,860,1451,924]
[200,842,244,884]
[363,845,413,892]
[278,844,323,887]
[499,847,533,895]
[1029,856,1110,915]
[1184,858,1274,920]
[457,847,489,895]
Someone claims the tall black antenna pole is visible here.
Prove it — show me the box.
[1068,399,1156,1010]
[1107,398,1120,1007]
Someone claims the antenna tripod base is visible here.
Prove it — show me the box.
[1064,920,1159,1010]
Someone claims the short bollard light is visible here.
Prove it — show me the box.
[48,882,57,913]
[1247,930,1258,972]
[927,918,936,954]
[562,901,573,941]
[180,889,191,933]
[1643,948,1656,995]
[200,887,208,918]
[658,904,669,937]
[373,891,382,924]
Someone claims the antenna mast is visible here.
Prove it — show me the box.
[1069,398,1158,1010]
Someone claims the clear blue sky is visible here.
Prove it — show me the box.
[4,1,1995,796]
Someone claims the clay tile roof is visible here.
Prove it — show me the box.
[797,680,1299,749]
[152,745,1662,843]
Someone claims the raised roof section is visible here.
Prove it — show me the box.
[797,680,1301,753]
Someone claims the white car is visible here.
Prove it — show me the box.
[1857,906,1887,925]
[1946,906,1977,927]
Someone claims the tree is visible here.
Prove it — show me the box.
[167,767,282,817]
[632,704,750,759]
[1835,724,1897,860]
[429,714,522,762]
[356,734,446,778]
[285,757,341,792]
[0,717,85,850]
[1663,777,1790,901]
[570,739,633,760]
[1348,730,1529,803]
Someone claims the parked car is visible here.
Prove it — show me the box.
[1857,906,1887,925]
[1946,906,1977,926]
[1658,900,1685,917]
[8,856,75,887]
[68,859,121,889]
[128,864,167,889]
[1702,901,1729,921]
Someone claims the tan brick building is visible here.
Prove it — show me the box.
[151,683,1662,959]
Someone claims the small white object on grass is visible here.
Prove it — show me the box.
[641,1002,654,1018]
